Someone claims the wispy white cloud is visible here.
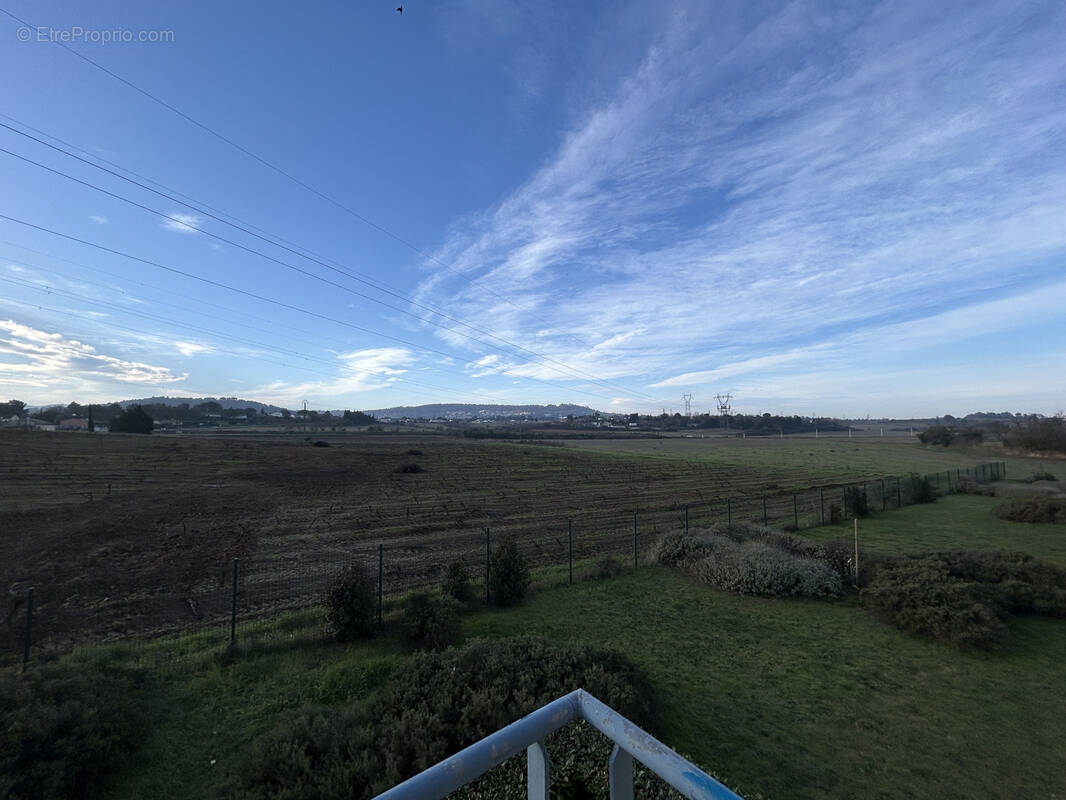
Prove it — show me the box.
[89,215,109,225]
[413,0,1066,414]
[249,347,419,406]
[0,319,186,392]
[175,341,213,357]
[161,213,203,234]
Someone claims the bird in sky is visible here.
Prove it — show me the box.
[396,6,403,13]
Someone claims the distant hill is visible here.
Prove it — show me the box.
[367,403,601,420]
[120,396,289,415]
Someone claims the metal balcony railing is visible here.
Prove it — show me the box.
[371,688,743,800]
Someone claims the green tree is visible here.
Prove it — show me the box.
[109,405,154,434]
[0,399,26,419]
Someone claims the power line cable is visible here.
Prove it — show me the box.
[0,212,624,403]
[0,137,661,401]
[0,283,468,404]
[0,8,588,346]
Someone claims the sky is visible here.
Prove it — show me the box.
[0,0,1064,417]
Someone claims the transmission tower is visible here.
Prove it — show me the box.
[715,393,733,428]
[682,393,693,417]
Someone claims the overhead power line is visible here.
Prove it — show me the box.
[0,7,590,348]
[0,213,628,404]
[0,123,663,402]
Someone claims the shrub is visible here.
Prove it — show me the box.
[395,463,424,474]
[1029,470,1058,482]
[903,474,936,504]
[844,486,870,517]
[864,550,1066,649]
[0,663,143,800]
[957,478,995,496]
[441,561,473,602]
[405,449,423,456]
[650,523,845,598]
[918,424,953,446]
[488,537,530,607]
[993,496,1066,524]
[582,556,623,581]
[225,638,665,800]
[326,564,377,641]
[1003,415,1066,454]
[401,592,461,650]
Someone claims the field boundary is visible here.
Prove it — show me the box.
[8,461,1006,671]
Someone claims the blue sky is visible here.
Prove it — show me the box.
[0,0,1064,417]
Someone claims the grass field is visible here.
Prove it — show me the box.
[52,490,1065,800]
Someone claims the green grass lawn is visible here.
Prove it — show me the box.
[52,493,1066,800]
[804,491,1066,567]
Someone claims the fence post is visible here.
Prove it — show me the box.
[485,528,491,604]
[727,498,732,525]
[377,544,384,627]
[793,494,798,530]
[22,587,33,670]
[881,478,886,511]
[568,519,573,586]
[1002,461,1007,479]
[762,496,767,526]
[842,487,847,521]
[633,513,638,569]
[819,487,824,525]
[230,558,239,645]
[896,479,902,508]
[684,505,689,534]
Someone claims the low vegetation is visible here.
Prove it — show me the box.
[994,496,1066,524]
[864,550,1066,649]
[1004,414,1066,455]
[400,592,461,650]
[225,637,666,800]
[325,564,378,641]
[1,662,143,800]
[650,522,848,598]
[441,561,473,602]
[488,538,530,606]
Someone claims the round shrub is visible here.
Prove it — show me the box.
[326,564,377,641]
[0,663,143,800]
[395,463,424,474]
[225,637,661,800]
[488,537,530,607]
[441,561,473,603]
[864,550,1066,649]
[993,496,1066,524]
[651,523,846,598]
[401,592,461,650]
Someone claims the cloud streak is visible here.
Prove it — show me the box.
[413,0,1066,414]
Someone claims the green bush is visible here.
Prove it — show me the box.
[401,592,461,650]
[844,486,871,517]
[0,663,143,800]
[582,556,623,581]
[225,637,664,800]
[903,474,937,504]
[488,538,530,607]
[993,496,1066,523]
[441,561,473,602]
[1003,415,1066,454]
[864,550,1066,649]
[1031,470,1058,482]
[918,425,954,446]
[325,564,377,642]
[651,523,845,598]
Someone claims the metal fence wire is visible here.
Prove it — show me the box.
[8,461,1006,673]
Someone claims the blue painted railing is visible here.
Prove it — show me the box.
[371,688,743,800]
